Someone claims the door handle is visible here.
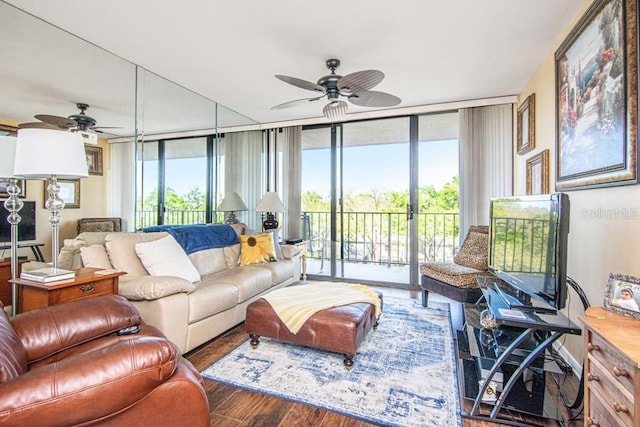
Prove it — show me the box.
[406,204,414,220]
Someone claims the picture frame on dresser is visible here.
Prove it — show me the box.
[555,0,638,190]
[603,273,640,319]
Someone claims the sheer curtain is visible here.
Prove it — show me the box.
[459,104,513,237]
[224,130,264,231]
[277,126,302,240]
[109,141,136,231]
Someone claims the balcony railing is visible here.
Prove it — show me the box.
[134,209,460,267]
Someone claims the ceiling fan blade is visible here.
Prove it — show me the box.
[337,70,384,94]
[18,121,63,130]
[348,91,401,107]
[34,114,77,128]
[275,75,325,93]
[323,100,348,121]
[272,96,324,110]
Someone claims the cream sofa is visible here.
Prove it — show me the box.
[24,224,301,354]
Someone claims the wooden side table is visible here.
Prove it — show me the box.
[295,240,309,281]
[11,268,125,313]
[0,259,27,310]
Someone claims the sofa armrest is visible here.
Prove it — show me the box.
[280,244,302,260]
[0,336,178,426]
[10,295,141,363]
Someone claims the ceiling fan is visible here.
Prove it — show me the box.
[272,59,401,120]
[19,103,120,134]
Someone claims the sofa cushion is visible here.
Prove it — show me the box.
[118,275,196,301]
[239,233,277,266]
[135,235,201,283]
[105,232,167,276]
[0,306,28,382]
[203,267,272,303]
[247,259,295,284]
[223,244,241,268]
[187,282,239,323]
[188,247,228,276]
[80,245,113,269]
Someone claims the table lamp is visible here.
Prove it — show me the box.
[0,136,22,315]
[13,128,88,270]
[255,191,285,230]
[218,192,247,224]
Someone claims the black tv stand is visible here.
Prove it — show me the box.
[492,281,558,315]
[458,277,581,425]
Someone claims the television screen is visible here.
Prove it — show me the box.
[0,201,36,242]
[488,193,570,312]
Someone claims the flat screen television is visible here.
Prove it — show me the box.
[0,201,36,243]
[488,193,570,313]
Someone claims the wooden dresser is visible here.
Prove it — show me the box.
[581,307,640,427]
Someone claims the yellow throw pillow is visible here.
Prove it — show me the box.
[240,233,278,266]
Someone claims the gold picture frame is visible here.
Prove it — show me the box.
[555,0,638,190]
[604,273,640,320]
[0,178,26,198]
[85,145,103,176]
[517,93,535,155]
[44,179,80,209]
[526,150,549,195]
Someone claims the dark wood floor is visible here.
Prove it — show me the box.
[184,287,583,426]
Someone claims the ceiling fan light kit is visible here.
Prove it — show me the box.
[273,58,401,121]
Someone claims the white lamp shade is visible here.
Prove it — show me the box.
[255,191,285,213]
[0,136,17,178]
[13,128,88,179]
[218,192,248,212]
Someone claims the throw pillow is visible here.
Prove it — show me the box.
[135,235,201,283]
[240,233,278,266]
[80,245,113,269]
[454,231,488,270]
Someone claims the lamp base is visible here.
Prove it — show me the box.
[225,212,240,224]
[263,213,278,230]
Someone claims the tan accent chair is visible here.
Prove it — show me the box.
[77,217,122,233]
[420,225,490,307]
[0,295,209,426]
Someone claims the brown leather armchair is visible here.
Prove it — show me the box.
[0,295,209,426]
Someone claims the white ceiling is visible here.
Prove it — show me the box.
[2,0,586,130]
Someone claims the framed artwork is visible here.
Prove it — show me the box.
[555,0,638,190]
[44,179,80,209]
[0,178,26,198]
[517,93,535,155]
[85,145,103,176]
[526,150,549,195]
[604,273,640,320]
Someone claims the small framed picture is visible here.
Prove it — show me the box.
[85,145,103,176]
[0,178,26,198]
[517,93,535,155]
[44,179,80,209]
[526,150,549,195]
[604,273,640,320]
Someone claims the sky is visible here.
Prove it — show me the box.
[302,139,458,197]
[140,138,459,198]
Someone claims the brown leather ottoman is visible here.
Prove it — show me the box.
[245,291,382,368]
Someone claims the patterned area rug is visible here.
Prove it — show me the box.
[201,297,461,427]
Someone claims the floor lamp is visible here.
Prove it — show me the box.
[13,127,88,270]
[0,136,22,315]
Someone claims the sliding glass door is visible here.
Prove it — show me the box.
[301,113,459,288]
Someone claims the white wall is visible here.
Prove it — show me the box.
[516,0,640,362]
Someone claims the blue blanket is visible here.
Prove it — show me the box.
[142,224,239,255]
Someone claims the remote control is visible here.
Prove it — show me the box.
[116,325,140,336]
